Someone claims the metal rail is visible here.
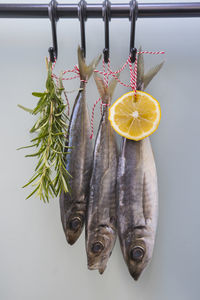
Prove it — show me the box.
[0,2,200,19]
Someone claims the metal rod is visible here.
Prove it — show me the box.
[0,3,200,19]
[78,0,87,57]
[103,0,111,63]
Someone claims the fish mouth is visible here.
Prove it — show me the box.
[88,263,106,275]
[87,252,107,275]
[65,227,83,245]
[65,234,78,245]
[98,266,106,274]
[130,270,142,281]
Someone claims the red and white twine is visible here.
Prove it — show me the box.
[50,50,165,139]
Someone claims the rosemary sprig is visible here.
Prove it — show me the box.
[18,58,71,202]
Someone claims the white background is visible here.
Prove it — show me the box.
[0,0,200,299]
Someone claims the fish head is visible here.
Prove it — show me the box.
[65,212,84,245]
[87,225,116,274]
[125,233,154,281]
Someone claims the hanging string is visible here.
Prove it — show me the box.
[88,60,108,139]
[51,57,57,71]
[49,57,71,115]
[128,55,137,95]
[102,59,110,87]
[90,51,164,138]
[50,50,165,139]
[90,97,102,139]
[100,59,110,113]
[63,91,70,116]
[51,51,165,87]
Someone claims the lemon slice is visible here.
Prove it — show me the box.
[108,90,161,141]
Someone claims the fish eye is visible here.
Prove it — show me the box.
[91,242,104,254]
[69,217,82,231]
[130,246,145,262]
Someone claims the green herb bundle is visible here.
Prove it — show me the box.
[18,58,71,202]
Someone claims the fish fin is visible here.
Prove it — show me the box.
[137,46,144,89]
[78,46,101,81]
[94,73,119,104]
[143,61,164,89]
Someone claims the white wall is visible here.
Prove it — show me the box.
[0,0,200,299]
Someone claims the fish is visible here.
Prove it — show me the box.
[59,47,101,245]
[85,73,119,274]
[117,49,164,280]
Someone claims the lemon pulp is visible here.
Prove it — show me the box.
[108,90,161,141]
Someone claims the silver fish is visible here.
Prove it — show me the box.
[117,50,164,280]
[59,47,101,245]
[86,73,118,274]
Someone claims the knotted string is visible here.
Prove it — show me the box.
[50,50,165,138]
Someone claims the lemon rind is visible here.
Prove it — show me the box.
[108,90,161,141]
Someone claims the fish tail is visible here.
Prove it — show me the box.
[78,46,101,81]
[108,74,119,99]
[137,46,144,89]
[143,61,164,89]
[137,46,164,90]
[94,73,119,104]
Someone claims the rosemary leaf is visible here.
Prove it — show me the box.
[17,144,38,150]
[19,58,70,202]
[32,92,48,98]
[26,186,40,200]
[17,104,33,114]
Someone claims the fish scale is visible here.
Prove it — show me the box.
[59,47,101,245]
[117,49,163,280]
[85,73,118,274]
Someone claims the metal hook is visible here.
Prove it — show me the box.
[48,0,58,62]
[129,0,138,63]
[78,0,87,58]
[102,0,111,63]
